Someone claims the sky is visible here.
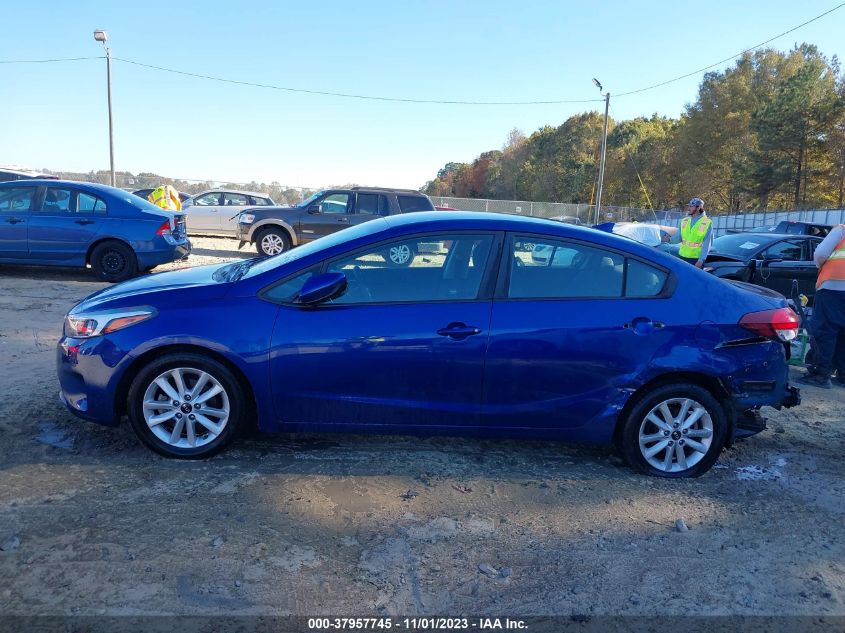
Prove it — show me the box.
[1,0,843,190]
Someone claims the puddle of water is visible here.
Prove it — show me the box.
[36,421,74,450]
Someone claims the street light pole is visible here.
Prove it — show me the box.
[592,78,610,225]
[94,30,115,187]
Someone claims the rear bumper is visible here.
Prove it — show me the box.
[136,240,191,267]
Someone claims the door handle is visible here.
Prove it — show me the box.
[6,217,24,224]
[337,217,349,223]
[623,317,665,331]
[437,322,482,340]
[74,219,95,225]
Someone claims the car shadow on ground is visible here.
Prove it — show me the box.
[0,265,101,283]
[188,247,252,259]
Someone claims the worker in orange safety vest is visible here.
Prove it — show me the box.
[800,224,845,389]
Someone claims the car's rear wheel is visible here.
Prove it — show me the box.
[384,243,414,267]
[256,227,291,257]
[127,353,245,459]
[90,240,137,282]
[620,383,727,478]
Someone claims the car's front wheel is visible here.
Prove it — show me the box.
[90,240,137,282]
[620,383,727,478]
[256,227,291,257]
[127,353,246,459]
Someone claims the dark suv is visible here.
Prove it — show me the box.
[236,187,435,260]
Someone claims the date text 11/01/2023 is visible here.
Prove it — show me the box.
[307,618,528,630]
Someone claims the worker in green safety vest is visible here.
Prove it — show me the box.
[678,197,712,268]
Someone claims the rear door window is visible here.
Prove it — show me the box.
[78,192,108,214]
[0,187,35,212]
[625,259,668,297]
[249,196,271,206]
[223,193,250,207]
[509,237,624,299]
[397,195,435,213]
[356,193,389,215]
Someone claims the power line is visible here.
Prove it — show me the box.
[0,56,104,64]
[614,1,845,97]
[1,2,842,104]
[111,57,603,105]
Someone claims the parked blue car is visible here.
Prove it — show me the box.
[0,180,190,281]
[57,212,800,476]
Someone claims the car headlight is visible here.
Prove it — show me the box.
[65,308,156,338]
[240,213,255,224]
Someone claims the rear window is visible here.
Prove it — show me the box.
[397,195,434,213]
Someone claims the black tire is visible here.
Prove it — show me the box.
[255,227,291,257]
[90,241,137,282]
[127,353,246,459]
[620,382,727,478]
[383,242,415,267]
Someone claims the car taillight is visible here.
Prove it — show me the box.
[739,307,800,342]
[156,219,172,236]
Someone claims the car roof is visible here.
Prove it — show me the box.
[0,179,126,196]
[195,188,269,198]
[380,211,664,253]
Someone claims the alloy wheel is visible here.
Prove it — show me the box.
[638,397,714,473]
[261,233,286,255]
[142,367,230,449]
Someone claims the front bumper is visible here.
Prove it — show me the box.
[57,336,127,427]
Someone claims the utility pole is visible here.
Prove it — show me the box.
[592,78,610,225]
[94,30,115,187]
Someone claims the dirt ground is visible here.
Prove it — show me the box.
[0,236,843,618]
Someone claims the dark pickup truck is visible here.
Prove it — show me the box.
[236,187,435,260]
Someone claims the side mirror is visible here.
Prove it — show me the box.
[297,272,347,305]
[308,205,321,214]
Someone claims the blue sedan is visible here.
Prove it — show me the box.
[57,212,800,477]
[0,180,190,281]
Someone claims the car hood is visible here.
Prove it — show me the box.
[74,263,235,311]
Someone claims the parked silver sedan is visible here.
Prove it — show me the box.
[183,189,275,236]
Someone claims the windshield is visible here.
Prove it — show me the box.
[295,191,324,208]
[241,218,391,280]
[711,234,766,258]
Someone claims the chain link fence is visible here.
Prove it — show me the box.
[651,208,845,237]
[428,196,667,224]
[429,195,844,235]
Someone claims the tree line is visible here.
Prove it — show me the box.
[424,45,845,214]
